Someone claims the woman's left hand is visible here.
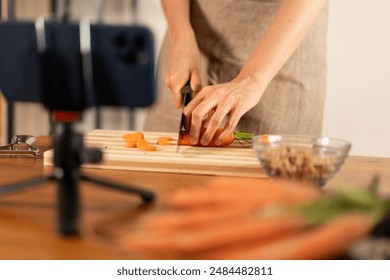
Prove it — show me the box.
[183,76,264,146]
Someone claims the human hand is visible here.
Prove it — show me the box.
[183,76,264,146]
[165,30,202,108]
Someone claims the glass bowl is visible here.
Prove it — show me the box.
[252,135,351,187]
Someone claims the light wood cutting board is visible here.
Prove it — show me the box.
[43,129,266,177]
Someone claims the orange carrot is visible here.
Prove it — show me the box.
[166,178,321,210]
[258,134,270,144]
[122,214,306,254]
[123,131,144,140]
[157,136,173,142]
[136,138,157,151]
[136,138,148,148]
[120,179,323,256]
[205,212,373,260]
[138,145,157,151]
[157,136,173,146]
[125,141,137,148]
[122,132,157,151]
[178,127,235,147]
[140,208,252,233]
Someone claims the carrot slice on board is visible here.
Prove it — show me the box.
[157,136,173,142]
[158,141,172,146]
[123,131,145,140]
[125,141,137,148]
[138,145,157,151]
[136,138,148,148]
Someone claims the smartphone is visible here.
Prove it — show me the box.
[0,21,155,111]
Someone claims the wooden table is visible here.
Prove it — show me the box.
[0,136,389,260]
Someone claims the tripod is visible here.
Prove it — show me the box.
[0,15,157,235]
[0,111,155,235]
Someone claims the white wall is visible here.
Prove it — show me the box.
[6,0,390,158]
[323,0,390,157]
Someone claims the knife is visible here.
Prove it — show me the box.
[176,81,193,153]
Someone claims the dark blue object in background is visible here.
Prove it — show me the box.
[0,21,155,111]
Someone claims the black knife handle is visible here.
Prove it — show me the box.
[180,81,193,106]
[179,81,193,131]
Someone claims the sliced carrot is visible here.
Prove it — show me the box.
[136,138,148,148]
[157,136,173,142]
[138,145,157,151]
[136,138,156,151]
[122,132,157,151]
[124,138,137,144]
[123,131,145,140]
[125,141,137,148]
[126,138,137,143]
[157,136,173,146]
[157,141,172,146]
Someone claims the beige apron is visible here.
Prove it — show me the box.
[144,0,328,136]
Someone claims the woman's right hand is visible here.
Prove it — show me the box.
[165,29,202,109]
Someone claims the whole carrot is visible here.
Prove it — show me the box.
[166,178,321,209]
[140,208,252,233]
[120,181,388,259]
[205,212,373,260]
[178,128,252,147]
[122,213,306,254]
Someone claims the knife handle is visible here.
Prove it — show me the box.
[180,81,193,106]
[179,81,193,131]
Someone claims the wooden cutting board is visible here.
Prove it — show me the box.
[43,129,266,177]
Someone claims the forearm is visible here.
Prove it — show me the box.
[237,0,327,91]
[161,0,194,41]
[161,0,203,106]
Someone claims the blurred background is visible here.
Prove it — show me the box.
[0,0,389,157]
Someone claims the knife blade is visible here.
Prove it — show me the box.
[176,82,193,153]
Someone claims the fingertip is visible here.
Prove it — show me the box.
[214,139,222,146]
[175,99,182,109]
[189,136,198,145]
[200,138,208,146]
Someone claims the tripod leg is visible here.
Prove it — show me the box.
[80,174,155,203]
[52,122,82,236]
[0,175,55,196]
[55,167,81,236]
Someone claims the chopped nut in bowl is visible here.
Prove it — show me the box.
[252,135,351,187]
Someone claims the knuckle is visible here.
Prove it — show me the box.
[224,122,236,131]
[209,117,221,127]
[191,111,203,123]
[192,84,202,93]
